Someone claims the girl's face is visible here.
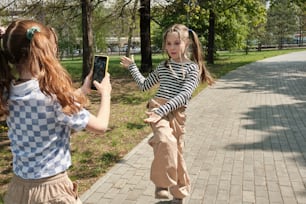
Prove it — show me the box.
[165,32,188,62]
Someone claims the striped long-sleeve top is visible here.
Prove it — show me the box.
[128,59,200,117]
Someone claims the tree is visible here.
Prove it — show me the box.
[117,0,139,57]
[150,0,209,52]
[266,0,299,49]
[139,0,152,72]
[207,9,215,64]
[151,0,266,63]
[0,1,83,58]
[81,0,94,80]
[200,0,266,63]
[0,0,120,80]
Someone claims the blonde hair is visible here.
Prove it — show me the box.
[0,19,86,116]
[162,24,214,85]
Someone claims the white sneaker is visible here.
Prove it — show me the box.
[155,187,169,199]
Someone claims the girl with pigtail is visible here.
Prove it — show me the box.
[121,24,214,204]
[0,19,112,204]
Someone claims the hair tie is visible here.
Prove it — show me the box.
[188,28,194,40]
[26,26,40,41]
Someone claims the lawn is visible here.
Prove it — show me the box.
[0,48,305,203]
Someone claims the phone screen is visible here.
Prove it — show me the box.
[92,55,109,89]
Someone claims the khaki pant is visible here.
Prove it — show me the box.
[4,172,82,204]
[147,98,190,199]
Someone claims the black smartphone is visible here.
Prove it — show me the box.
[91,55,109,89]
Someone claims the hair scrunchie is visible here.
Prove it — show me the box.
[188,28,194,40]
[26,26,41,41]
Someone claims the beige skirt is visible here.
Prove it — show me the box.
[4,172,82,204]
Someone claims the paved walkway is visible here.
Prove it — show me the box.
[81,51,306,204]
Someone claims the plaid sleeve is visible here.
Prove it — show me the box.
[55,102,90,131]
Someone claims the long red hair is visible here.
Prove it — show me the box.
[0,19,86,116]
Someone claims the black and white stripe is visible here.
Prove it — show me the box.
[128,59,200,117]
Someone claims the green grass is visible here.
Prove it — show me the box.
[62,49,306,80]
[209,49,306,78]
[60,54,166,80]
[0,48,305,202]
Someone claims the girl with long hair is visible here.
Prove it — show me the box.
[0,19,111,204]
[121,24,214,204]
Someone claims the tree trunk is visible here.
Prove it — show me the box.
[139,0,152,73]
[207,9,215,64]
[126,0,139,57]
[81,0,94,80]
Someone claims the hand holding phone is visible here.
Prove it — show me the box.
[92,55,109,90]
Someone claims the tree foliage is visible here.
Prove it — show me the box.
[265,0,300,48]
[1,0,306,68]
[151,0,266,63]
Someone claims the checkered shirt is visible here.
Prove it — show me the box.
[6,79,90,179]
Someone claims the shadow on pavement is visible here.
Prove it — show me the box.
[223,59,306,167]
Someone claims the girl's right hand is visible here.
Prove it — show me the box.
[120,55,134,68]
[93,72,112,97]
[87,73,111,134]
[144,111,161,123]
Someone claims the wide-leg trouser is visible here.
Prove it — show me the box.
[147,98,190,199]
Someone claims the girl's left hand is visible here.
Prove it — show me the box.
[144,111,161,123]
[81,70,93,95]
